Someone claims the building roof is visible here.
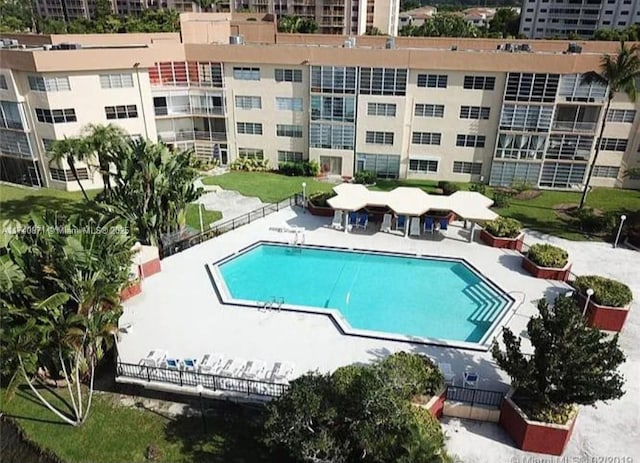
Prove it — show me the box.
[400,5,437,19]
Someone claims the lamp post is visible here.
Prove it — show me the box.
[582,288,594,317]
[302,182,307,212]
[198,203,204,233]
[196,384,207,433]
[133,62,149,139]
[613,214,627,248]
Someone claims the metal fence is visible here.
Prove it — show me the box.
[160,194,301,259]
[117,362,289,398]
[445,385,504,408]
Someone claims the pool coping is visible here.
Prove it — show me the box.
[206,240,516,352]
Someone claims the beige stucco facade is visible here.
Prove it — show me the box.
[1,19,639,191]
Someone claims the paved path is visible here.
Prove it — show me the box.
[193,180,266,226]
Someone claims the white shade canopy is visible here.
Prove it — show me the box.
[327,184,498,221]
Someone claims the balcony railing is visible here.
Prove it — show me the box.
[158,130,227,143]
[552,120,597,133]
[154,105,225,117]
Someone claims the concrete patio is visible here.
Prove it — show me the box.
[117,206,639,460]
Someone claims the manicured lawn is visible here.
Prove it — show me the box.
[185,204,222,230]
[202,172,334,203]
[0,385,285,463]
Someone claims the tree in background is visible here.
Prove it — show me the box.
[0,0,36,32]
[366,26,384,35]
[278,15,318,34]
[579,41,640,209]
[488,7,520,38]
[593,24,640,42]
[82,123,127,199]
[49,137,92,201]
[399,13,481,38]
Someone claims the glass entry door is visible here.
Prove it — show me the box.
[320,156,342,175]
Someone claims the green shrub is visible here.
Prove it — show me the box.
[278,160,320,177]
[527,243,569,268]
[570,207,617,235]
[308,191,335,207]
[492,190,512,208]
[628,211,640,247]
[354,170,377,184]
[376,352,444,398]
[484,216,522,238]
[436,181,459,195]
[510,180,533,193]
[573,275,633,307]
[229,157,270,172]
[469,182,487,195]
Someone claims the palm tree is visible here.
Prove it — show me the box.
[82,123,127,198]
[579,41,640,209]
[49,136,91,201]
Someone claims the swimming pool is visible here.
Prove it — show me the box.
[214,243,513,347]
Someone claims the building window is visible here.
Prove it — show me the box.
[365,131,394,145]
[412,132,441,145]
[409,159,438,173]
[500,104,553,131]
[415,104,444,118]
[0,130,32,157]
[310,123,355,150]
[237,122,263,135]
[463,76,495,90]
[558,74,606,102]
[417,74,447,88]
[496,133,546,160]
[275,68,302,82]
[592,165,620,178]
[460,106,490,120]
[359,68,407,96]
[49,167,89,181]
[105,105,138,119]
[599,138,628,151]
[35,108,77,123]
[235,95,262,110]
[453,161,482,175]
[0,75,7,90]
[28,75,71,92]
[275,97,303,112]
[1,100,23,129]
[547,134,593,161]
[355,153,401,178]
[99,73,134,88]
[540,162,586,188]
[233,67,260,81]
[311,95,355,122]
[606,109,636,123]
[456,134,486,148]
[506,73,560,103]
[278,150,305,162]
[276,124,304,138]
[238,148,264,159]
[311,66,357,94]
[489,161,541,187]
[367,102,396,117]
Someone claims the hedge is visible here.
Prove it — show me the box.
[573,275,633,307]
[484,217,522,238]
[527,243,569,268]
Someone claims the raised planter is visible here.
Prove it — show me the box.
[499,395,577,456]
[120,281,142,301]
[576,292,631,332]
[307,201,335,217]
[521,255,572,282]
[480,229,524,251]
[412,387,446,419]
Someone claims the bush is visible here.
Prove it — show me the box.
[230,157,270,172]
[573,275,633,307]
[436,181,459,195]
[527,243,569,268]
[510,180,533,193]
[278,160,319,177]
[570,207,617,235]
[484,216,522,238]
[492,190,512,208]
[376,351,444,398]
[469,182,487,195]
[354,170,377,185]
[628,211,640,247]
[308,191,335,207]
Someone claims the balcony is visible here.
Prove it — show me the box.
[154,105,225,118]
[158,130,227,143]
[551,121,597,133]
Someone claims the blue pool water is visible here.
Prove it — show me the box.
[218,244,511,343]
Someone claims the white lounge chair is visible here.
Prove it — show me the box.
[409,217,421,236]
[272,361,295,383]
[199,353,223,373]
[139,349,167,368]
[331,210,344,230]
[380,213,392,233]
[463,371,479,388]
[242,360,268,380]
[219,358,246,377]
[439,363,456,385]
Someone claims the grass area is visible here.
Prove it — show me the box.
[0,185,220,238]
[201,172,334,203]
[1,385,286,463]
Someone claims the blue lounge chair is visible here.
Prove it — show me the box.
[348,212,358,227]
[463,371,479,388]
[165,358,180,369]
[439,218,449,231]
[182,358,198,370]
[357,213,368,229]
[396,215,406,230]
[424,217,434,234]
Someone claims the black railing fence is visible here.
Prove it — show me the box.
[117,362,289,398]
[160,194,301,259]
[445,385,504,408]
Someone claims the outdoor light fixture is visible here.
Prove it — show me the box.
[583,288,594,317]
[613,214,627,248]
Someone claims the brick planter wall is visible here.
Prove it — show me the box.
[480,229,524,251]
[577,292,631,332]
[500,396,577,456]
[425,388,447,419]
[140,258,161,277]
[120,281,142,301]
[521,256,571,282]
[307,201,335,217]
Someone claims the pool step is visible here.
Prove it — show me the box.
[464,283,508,323]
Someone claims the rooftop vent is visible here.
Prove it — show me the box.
[229,35,245,45]
[52,43,82,50]
[343,37,356,48]
[451,45,458,51]
[567,42,582,54]
[385,37,396,49]
[519,43,532,52]
[0,38,19,48]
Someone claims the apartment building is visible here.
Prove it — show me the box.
[1,14,639,192]
[35,0,199,21]
[520,0,640,39]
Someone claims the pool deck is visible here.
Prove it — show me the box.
[117,206,640,459]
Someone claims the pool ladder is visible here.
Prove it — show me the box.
[260,296,284,312]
